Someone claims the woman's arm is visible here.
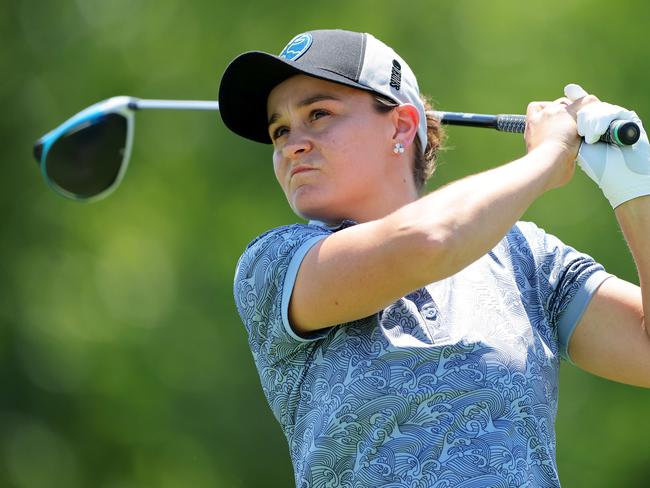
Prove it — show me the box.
[289,100,582,334]
[569,196,650,388]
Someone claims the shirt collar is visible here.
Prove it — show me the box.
[308,219,358,230]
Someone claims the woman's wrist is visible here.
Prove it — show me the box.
[526,140,578,192]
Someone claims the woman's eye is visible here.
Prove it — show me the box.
[310,109,330,121]
[272,126,288,140]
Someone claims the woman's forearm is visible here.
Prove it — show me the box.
[387,141,572,284]
[615,195,650,336]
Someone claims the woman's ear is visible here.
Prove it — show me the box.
[392,103,420,147]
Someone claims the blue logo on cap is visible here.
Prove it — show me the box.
[279,33,312,61]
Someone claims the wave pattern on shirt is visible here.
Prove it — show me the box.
[233,221,607,488]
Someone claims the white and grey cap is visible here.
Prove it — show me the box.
[218,29,427,153]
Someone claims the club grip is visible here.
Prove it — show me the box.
[494,115,526,134]
[599,120,641,146]
[496,114,640,146]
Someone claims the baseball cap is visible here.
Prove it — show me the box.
[218,29,427,153]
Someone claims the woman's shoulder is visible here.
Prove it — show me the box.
[245,222,327,250]
[234,221,346,296]
[503,220,579,268]
[505,220,556,248]
[510,220,547,237]
[244,219,357,252]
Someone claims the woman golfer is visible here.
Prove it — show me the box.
[218,29,650,487]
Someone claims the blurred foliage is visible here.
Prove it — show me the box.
[1,0,649,486]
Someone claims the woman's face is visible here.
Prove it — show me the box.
[267,75,415,224]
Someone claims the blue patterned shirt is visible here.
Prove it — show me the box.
[233,220,611,487]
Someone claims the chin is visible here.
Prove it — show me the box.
[291,190,326,218]
[289,187,354,224]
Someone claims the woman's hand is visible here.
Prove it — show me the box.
[524,92,601,191]
[563,83,649,209]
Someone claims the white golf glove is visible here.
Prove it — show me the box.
[565,83,650,208]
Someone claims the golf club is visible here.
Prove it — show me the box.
[33,97,640,201]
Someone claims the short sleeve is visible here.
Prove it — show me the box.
[233,224,330,366]
[516,221,613,363]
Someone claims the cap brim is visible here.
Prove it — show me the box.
[218,51,379,144]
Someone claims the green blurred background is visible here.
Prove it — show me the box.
[2,0,649,486]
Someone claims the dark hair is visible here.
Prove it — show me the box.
[373,94,446,192]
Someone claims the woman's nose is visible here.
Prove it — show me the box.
[282,131,312,160]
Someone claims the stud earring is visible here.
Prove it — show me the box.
[393,142,405,154]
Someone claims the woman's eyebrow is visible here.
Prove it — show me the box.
[268,94,342,127]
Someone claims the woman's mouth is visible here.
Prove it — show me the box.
[290,165,316,177]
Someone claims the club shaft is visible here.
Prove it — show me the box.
[130,99,220,111]
[433,111,640,146]
[432,111,504,129]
